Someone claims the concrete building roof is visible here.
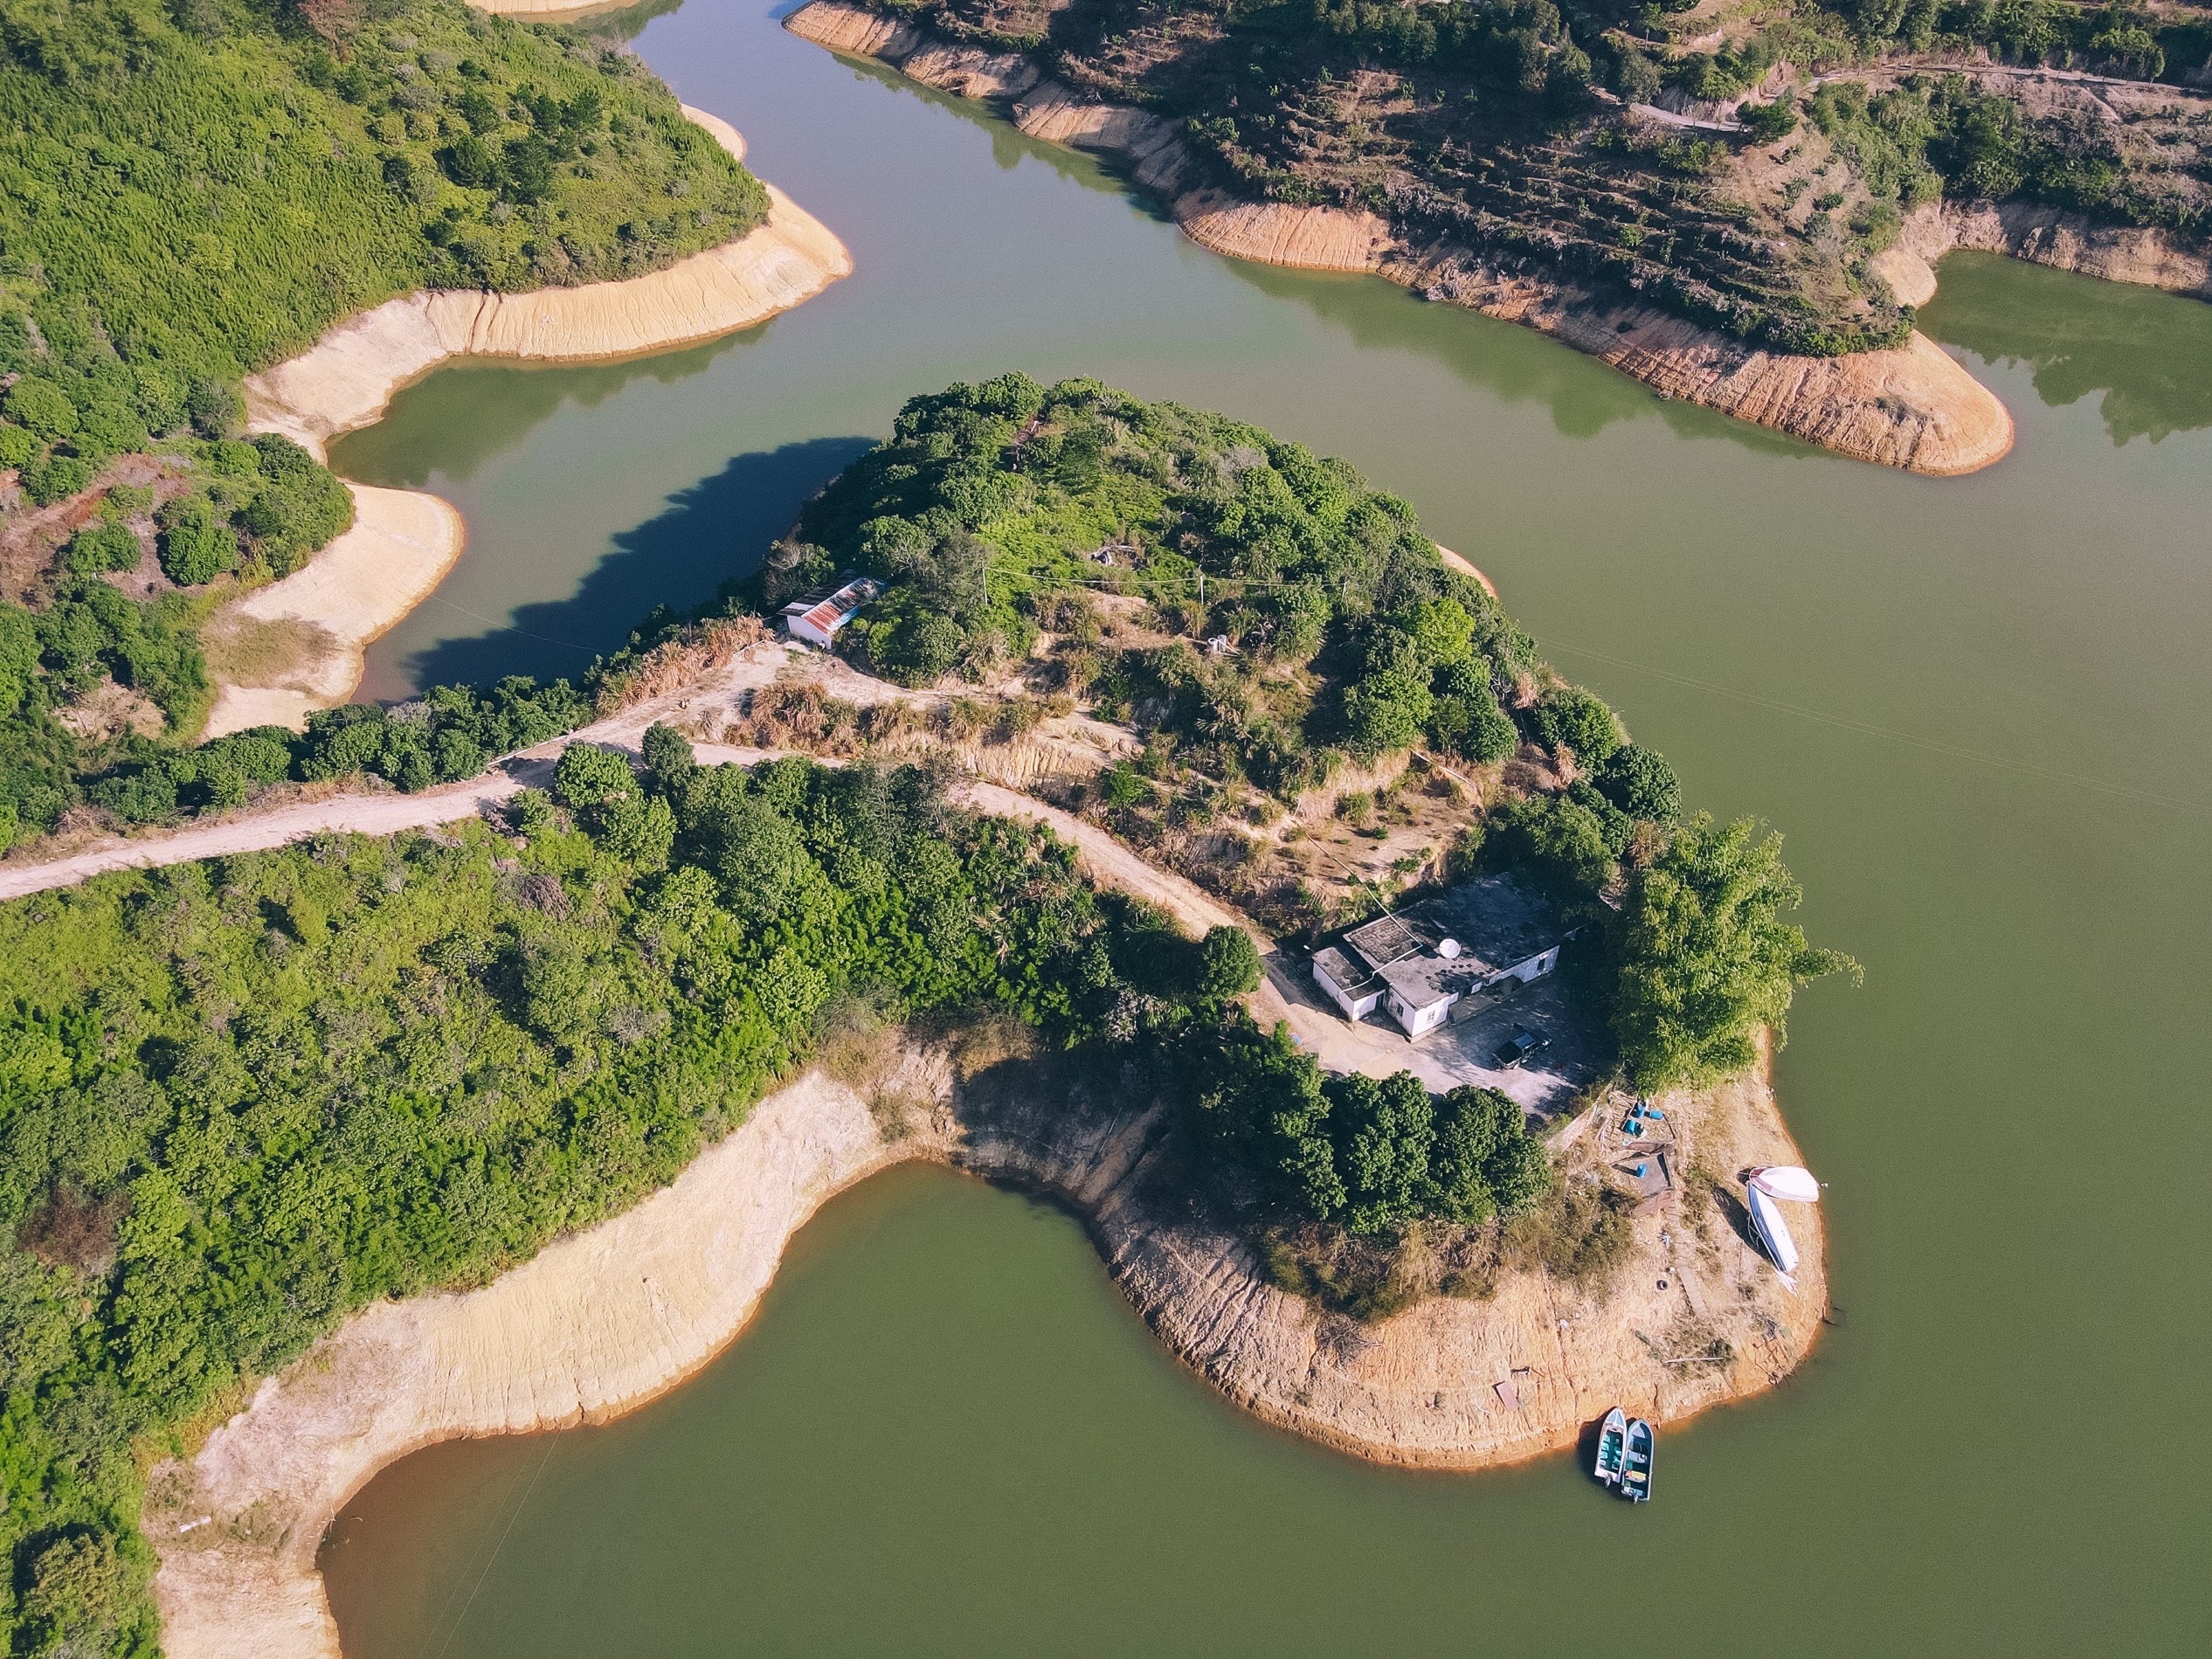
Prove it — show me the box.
[1338,873,1569,1010]
[1312,945,1376,995]
[1414,872,1569,973]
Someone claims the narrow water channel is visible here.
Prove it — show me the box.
[319,3,2212,1653]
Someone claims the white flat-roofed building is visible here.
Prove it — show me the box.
[781,575,882,647]
[1312,873,1572,1039]
[1311,944,1383,1021]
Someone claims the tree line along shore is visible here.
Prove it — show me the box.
[0,0,802,860]
[0,373,1853,1656]
[783,0,2209,469]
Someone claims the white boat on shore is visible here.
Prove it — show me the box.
[1748,1165,1821,1203]
[1746,1182,1799,1287]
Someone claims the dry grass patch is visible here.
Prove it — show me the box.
[199,613,337,691]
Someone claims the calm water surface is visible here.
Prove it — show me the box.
[320,3,2212,1652]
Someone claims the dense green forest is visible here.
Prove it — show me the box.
[0,0,769,849]
[781,371,1535,791]
[0,741,1271,1656]
[847,0,2209,354]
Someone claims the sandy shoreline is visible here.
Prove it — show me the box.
[209,108,850,736]
[780,2,2212,474]
[150,1050,1822,1659]
[15,642,1826,1651]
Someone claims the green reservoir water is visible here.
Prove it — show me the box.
[318,3,2212,1652]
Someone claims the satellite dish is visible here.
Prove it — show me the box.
[1438,938,1462,959]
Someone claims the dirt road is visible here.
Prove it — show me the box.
[0,646,1467,1092]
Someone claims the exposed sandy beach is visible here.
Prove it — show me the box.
[210,109,850,735]
[200,487,466,739]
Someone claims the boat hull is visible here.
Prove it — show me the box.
[1621,1418,1655,1502]
[1747,1182,1800,1282]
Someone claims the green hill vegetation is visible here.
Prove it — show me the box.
[0,364,1856,1648]
[754,371,1853,1089]
[0,0,769,849]
[844,0,2211,354]
[0,743,1253,1656]
[760,369,1852,1311]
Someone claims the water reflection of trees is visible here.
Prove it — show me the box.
[544,0,688,42]
[397,435,874,689]
[1218,258,1811,460]
[1921,253,2212,446]
[329,332,745,489]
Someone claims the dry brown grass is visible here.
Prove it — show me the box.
[17,1185,128,1275]
[594,615,771,715]
[198,614,337,691]
[1262,1217,1504,1324]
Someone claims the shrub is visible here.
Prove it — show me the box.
[3,377,78,439]
[1479,791,1618,894]
[1427,657,1517,763]
[65,525,143,577]
[1340,627,1434,757]
[233,435,354,571]
[551,743,639,810]
[1529,685,1622,766]
[1594,743,1681,823]
[156,498,238,585]
[185,379,243,441]
[20,453,94,506]
[0,423,38,468]
[1738,98,1799,142]
[0,602,37,717]
[440,131,496,187]
[1195,924,1262,1002]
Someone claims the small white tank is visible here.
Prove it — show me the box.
[1438,938,1462,959]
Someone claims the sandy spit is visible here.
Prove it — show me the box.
[211,110,849,733]
[149,1051,1822,1659]
[784,2,2012,474]
[200,487,465,740]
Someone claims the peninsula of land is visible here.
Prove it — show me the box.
[0,377,1845,1659]
[784,0,2212,474]
[149,1051,1820,1659]
[207,110,851,738]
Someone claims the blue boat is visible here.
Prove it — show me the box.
[1593,1407,1628,1488]
[1619,1418,1655,1502]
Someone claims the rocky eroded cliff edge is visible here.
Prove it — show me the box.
[785,1,2196,475]
[149,1045,1822,1659]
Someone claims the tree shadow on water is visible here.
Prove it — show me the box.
[397,434,875,689]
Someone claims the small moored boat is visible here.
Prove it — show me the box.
[1619,1418,1655,1502]
[1747,1165,1821,1204]
[1593,1407,1627,1487]
[1746,1182,1801,1287]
